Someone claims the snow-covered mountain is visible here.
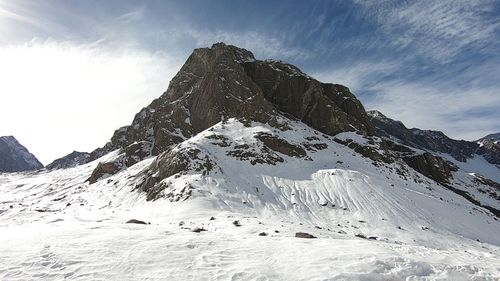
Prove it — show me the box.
[0,136,43,172]
[1,43,499,280]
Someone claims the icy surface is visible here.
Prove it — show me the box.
[0,120,499,280]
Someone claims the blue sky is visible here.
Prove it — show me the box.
[0,0,499,164]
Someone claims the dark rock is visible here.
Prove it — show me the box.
[258,232,268,236]
[233,220,242,227]
[295,232,316,238]
[192,227,207,233]
[86,161,122,184]
[126,219,148,225]
[476,139,500,165]
[243,60,374,136]
[255,132,307,158]
[403,152,458,184]
[209,216,216,221]
[136,147,214,201]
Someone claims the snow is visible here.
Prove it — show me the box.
[0,119,499,280]
[440,153,500,183]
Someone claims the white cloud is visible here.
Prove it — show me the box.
[0,40,183,164]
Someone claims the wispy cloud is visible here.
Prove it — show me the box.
[164,28,313,61]
[364,80,500,140]
[311,60,401,92]
[314,57,500,141]
[355,0,500,62]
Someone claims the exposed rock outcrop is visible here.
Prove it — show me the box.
[255,132,307,158]
[403,153,458,184]
[476,140,500,166]
[137,146,215,200]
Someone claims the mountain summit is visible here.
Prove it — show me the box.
[85,42,375,184]
[89,43,373,160]
[0,136,43,172]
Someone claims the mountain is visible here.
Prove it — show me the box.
[1,43,499,280]
[367,110,478,162]
[85,42,373,184]
[46,151,90,170]
[367,110,500,175]
[0,136,43,172]
[478,132,500,142]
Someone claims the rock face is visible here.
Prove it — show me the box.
[367,110,499,165]
[403,153,458,184]
[87,43,373,182]
[0,136,43,172]
[476,140,500,166]
[46,151,90,170]
[242,60,374,136]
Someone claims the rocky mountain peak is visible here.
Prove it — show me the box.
[86,43,374,175]
[0,136,43,172]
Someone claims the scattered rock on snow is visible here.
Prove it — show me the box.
[192,227,207,233]
[126,219,149,225]
[295,232,316,239]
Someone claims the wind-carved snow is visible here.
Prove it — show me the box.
[0,119,499,280]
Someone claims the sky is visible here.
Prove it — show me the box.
[0,0,499,165]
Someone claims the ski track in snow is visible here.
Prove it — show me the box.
[0,119,499,280]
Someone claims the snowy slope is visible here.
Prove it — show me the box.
[1,119,499,280]
[0,136,43,172]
